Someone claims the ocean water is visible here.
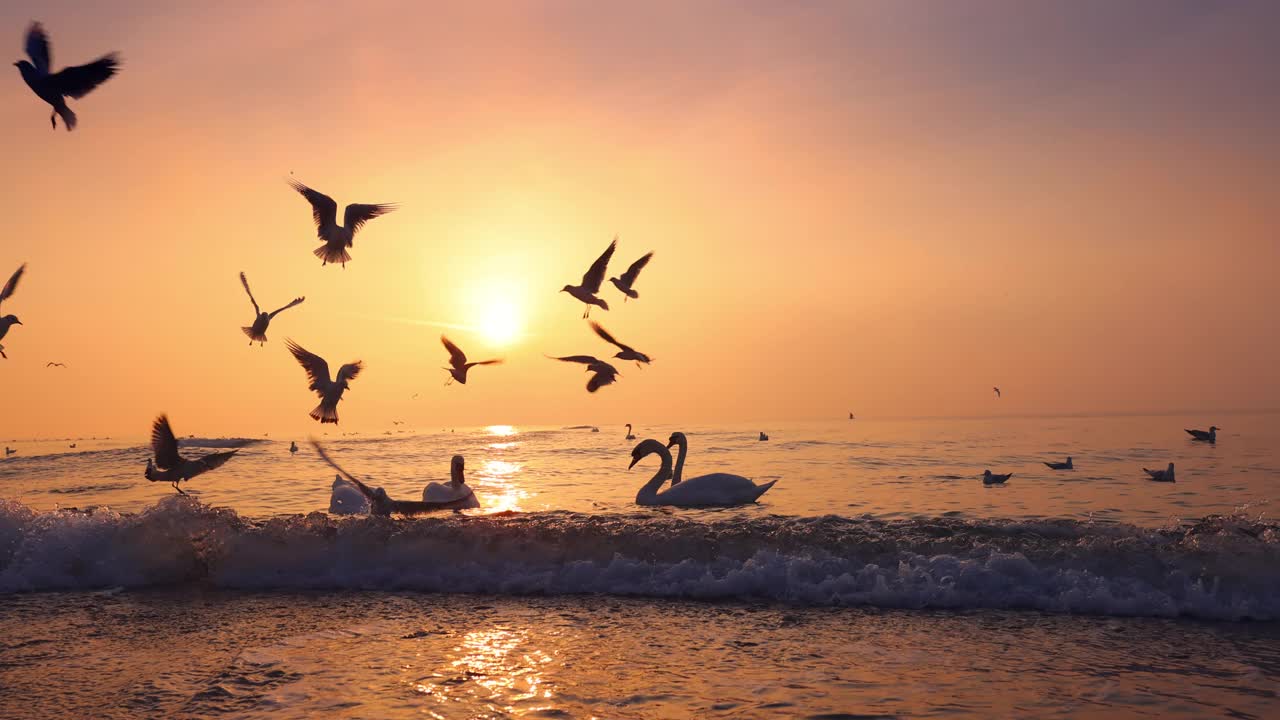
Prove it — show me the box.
[2,414,1278,718]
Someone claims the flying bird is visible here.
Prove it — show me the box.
[608,251,653,302]
[1185,426,1219,444]
[286,339,363,424]
[0,264,25,359]
[993,387,1001,399]
[982,470,1011,485]
[46,362,67,368]
[1043,457,1074,470]
[239,272,304,345]
[561,237,616,317]
[590,322,651,367]
[441,335,502,385]
[14,23,120,131]
[143,415,240,494]
[1143,463,1176,482]
[547,354,620,393]
[311,440,479,515]
[287,178,397,267]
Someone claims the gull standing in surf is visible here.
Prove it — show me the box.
[0,264,25,360]
[547,354,620,393]
[1144,463,1175,482]
[608,251,653,302]
[312,440,479,515]
[982,470,1012,485]
[1185,426,1219,444]
[561,237,616,318]
[286,339,363,424]
[14,22,120,131]
[144,415,241,494]
[287,178,397,268]
[590,322,652,367]
[239,272,304,346]
[441,335,503,385]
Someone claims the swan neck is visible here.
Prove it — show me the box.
[672,437,687,484]
[636,449,673,503]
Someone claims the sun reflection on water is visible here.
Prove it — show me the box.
[476,459,528,514]
[485,425,518,437]
[412,627,554,715]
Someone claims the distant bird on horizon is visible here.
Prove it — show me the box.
[849,412,855,420]
[143,415,240,494]
[608,251,653,302]
[286,339,363,424]
[14,22,120,131]
[441,335,503,385]
[547,354,620,393]
[1044,457,1074,470]
[239,272,304,346]
[411,393,420,400]
[46,362,67,368]
[1185,426,1219,444]
[590,322,651,367]
[0,264,25,360]
[289,441,298,454]
[287,178,397,267]
[392,420,404,426]
[759,432,769,442]
[625,423,636,440]
[1144,463,1176,482]
[561,237,616,317]
[4,447,15,457]
[68,443,75,449]
[993,386,1001,399]
[982,470,1011,485]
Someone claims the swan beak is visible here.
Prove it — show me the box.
[628,456,640,470]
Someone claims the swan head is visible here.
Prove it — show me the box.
[629,439,670,469]
[666,431,687,449]
[451,455,466,485]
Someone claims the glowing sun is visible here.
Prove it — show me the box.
[477,297,522,345]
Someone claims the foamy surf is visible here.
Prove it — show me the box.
[2,497,1277,621]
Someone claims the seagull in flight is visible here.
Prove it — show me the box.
[590,322,651,367]
[547,354,620,393]
[239,272,304,345]
[0,264,25,360]
[46,362,67,368]
[441,335,502,385]
[608,251,653,302]
[982,470,1011,485]
[287,178,397,267]
[143,415,240,494]
[993,386,1001,399]
[14,23,120,131]
[561,237,616,317]
[286,339,363,424]
[1185,426,1219,444]
[1143,463,1175,482]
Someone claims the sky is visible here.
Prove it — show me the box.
[1,1,1278,438]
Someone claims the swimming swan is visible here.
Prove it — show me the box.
[625,423,636,440]
[422,455,481,509]
[630,439,777,507]
[313,440,476,516]
[666,432,778,499]
[329,474,372,514]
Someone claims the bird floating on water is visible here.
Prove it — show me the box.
[329,474,371,514]
[4,447,15,457]
[547,354,620,393]
[14,23,120,131]
[421,455,480,508]
[68,443,76,449]
[312,440,478,515]
[1185,426,1218,444]
[666,432,780,502]
[1044,457,1073,470]
[608,251,653,302]
[239,272,304,346]
[287,178,397,267]
[286,339,363,424]
[982,470,1012,485]
[630,438,777,507]
[759,432,769,441]
[590,322,652,367]
[0,264,26,359]
[441,335,502,385]
[1144,463,1175,482]
[289,441,298,454]
[143,415,240,494]
[625,423,636,440]
[561,237,616,318]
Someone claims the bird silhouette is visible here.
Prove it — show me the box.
[46,362,67,368]
[993,386,1001,399]
[561,238,616,317]
[143,415,240,494]
[547,354,620,393]
[608,251,653,302]
[287,178,397,267]
[239,272,304,345]
[1144,463,1176,482]
[590,322,651,367]
[286,339,363,424]
[1044,457,1073,470]
[441,335,503,385]
[1185,426,1219,444]
[982,470,1011,485]
[14,23,119,131]
[0,264,26,359]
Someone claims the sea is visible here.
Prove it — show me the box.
[1,414,1278,718]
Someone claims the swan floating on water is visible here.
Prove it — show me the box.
[312,440,478,515]
[1144,463,1176,482]
[3,447,15,456]
[421,455,481,509]
[289,441,298,454]
[625,423,635,440]
[329,474,372,514]
[630,438,777,507]
[758,432,769,441]
[982,470,1012,485]
[1185,426,1218,443]
[1043,457,1073,470]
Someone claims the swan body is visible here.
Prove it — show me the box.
[982,470,1011,485]
[633,436,777,507]
[1185,427,1218,443]
[421,455,481,508]
[1144,463,1176,482]
[1043,457,1073,470]
[329,475,372,514]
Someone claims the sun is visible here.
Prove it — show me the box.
[477,297,522,346]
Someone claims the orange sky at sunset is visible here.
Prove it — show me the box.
[1,1,1277,438]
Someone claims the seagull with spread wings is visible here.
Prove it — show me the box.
[561,238,616,318]
[46,362,67,368]
[609,251,653,302]
[590,322,651,367]
[287,178,397,267]
[0,264,25,360]
[441,335,502,385]
[286,339,363,424]
[14,22,120,131]
[547,354,620,393]
[144,415,240,494]
[239,272,304,346]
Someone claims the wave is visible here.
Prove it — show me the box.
[1,498,1277,621]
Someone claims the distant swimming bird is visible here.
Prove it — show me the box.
[46,362,67,368]
[239,272,304,345]
[590,322,652,367]
[591,426,600,433]
[625,423,636,440]
[287,178,397,267]
[561,237,616,317]
[630,439,777,507]
[608,251,653,302]
[286,339,363,424]
[1185,426,1219,444]
[1143,463,1176,482]
[311,440,478,515]
[982,470,1011,485]
[993,387,1001,399]
[1044,457,1073,470]
[143,415,240,494]
[289,441,298,454]
[68,443,75,449]
[421,455,480,508]
[4,447,15,457]
[666,433,780,505]
[547,354,620,393]
[441,335,502,385]
[14,23,119,131]
[0,264,25,360]
[329,474,372,514]
[759,432,769,441]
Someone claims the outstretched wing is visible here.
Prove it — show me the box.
[196,449,239,472]
[287,179,338,231]
[268,296,305,318]
[470,359,503,367]
[344,203,397,234]
[590,322,633,353]
[336,361,364,384]
[441,335,467,368]
[547,354,601,365]
[1,264,25,305]
[239,272,260,315]
[52,54,120,99]
[580,237,617,293]
[310,439,378,501]
[150,414,182,469]
[619,252,653,286]
[286,339,332,393]
[24,23,50,73]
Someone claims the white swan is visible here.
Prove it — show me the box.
[422,455,481,509]
[666,432,779,500]
[631,438,777,507]
[329,474,372,514]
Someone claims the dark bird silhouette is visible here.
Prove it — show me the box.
[625,423,636,440]
[68,443,76,449]
[849,412,855,420]
[547,354,620,393]
[561,238,616,317]
[1185,426,1219,444]
[311,439,477,515]
[1044,457,1073,470]
[993,386,1001,399]
[982,470,1011,485]
[14,23,119,131]
[608,251,653,302]
[4,447,15,457]
[441,335,502,385]
[46,362,67,368]
[143,415,240,494]
[0,264,25,359]
[1144,463,1175,482]
[239,272,304,345]
[759,432,769,442]
[286,339,363,424]
[287,178,397,267]
[590,322,651,367]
